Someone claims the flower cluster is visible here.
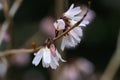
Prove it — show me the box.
[32,3,89,69]
[54,4,89,51]
[32,44,65,69]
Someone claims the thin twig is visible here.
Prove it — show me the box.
[0,46,42,57]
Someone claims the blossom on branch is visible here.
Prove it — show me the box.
[32,44,65,69]
[63,4,82,21]
[53,4,90,51]
[61,27,83,51]
[32,3,91,69]
[54,19,65,31]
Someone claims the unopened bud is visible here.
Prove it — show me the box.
[32,42,36,50]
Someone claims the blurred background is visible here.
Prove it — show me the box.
[0,0,120,80]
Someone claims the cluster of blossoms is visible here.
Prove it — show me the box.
[32,4,89,69]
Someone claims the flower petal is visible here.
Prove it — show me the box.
[79,20,89,27]
[32,49,43,66]
[43,48,51,64]
[68,4,74,11]
[65,6,81,18]
[54,19,65,30]
[72,27,83,37]
[50,60,57,69]
[42,60,49,68]
[69,30,81,43]
[56,50,66,62]
[65,35,76,48]
[72,16,82,21]
[69,7,81,16]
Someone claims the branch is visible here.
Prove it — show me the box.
[0,3,89,58]
[100,30,120,80]
[0,46,42,57]
[1,0,10,20]
[0,0,23,45]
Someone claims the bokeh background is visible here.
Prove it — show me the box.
[0,0,120,80]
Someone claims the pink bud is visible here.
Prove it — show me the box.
[50,44,56,57]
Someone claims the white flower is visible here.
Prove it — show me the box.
[54,4,89,51]
[32,45,65,69]
[64,4,82,21]
[61,19,89,51]
[61,27,83,51]
[53,19,65,30]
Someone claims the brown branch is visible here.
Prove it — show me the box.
[0,46,42,57]
[1,0,10,20]
[0,3,89,58]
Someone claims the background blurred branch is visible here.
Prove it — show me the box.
[0,0,23,46]
[1,0,9,20]
[100,30,120,80]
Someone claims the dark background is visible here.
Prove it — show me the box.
[0,0,120,80]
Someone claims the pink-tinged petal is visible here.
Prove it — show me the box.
[84,10,96,23]
[49,53,59,69]
[66,34,80,47]
[54,19,65,30]
[54,50,60,61]
[53,22,58,29]
[79,23,86,26]
[50,59,57,69]
[50,44,56,57]
[42,60,49,68]
[68,4,74,11]
[73,27,83,37]
[72,16,82,21]
[65,35,76,48]
[32,49,43,66]
[82,20,89,25]
[43,48,51,64]
[69,7,81,15]
[79,20,89,27]
[56,50,66,62]
[51,56,59,67]
[65,6,81,18]
[58,19,65,29]
[68,35,76,47]
[69,30,81,43]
